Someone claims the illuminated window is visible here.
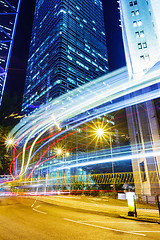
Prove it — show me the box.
[133,21,137,27]
[131,11,135,16]
[129,1,133,6]
[135,31,140,37]
[140,55,145,61]
[140,30,144,37]
[138,43,142,49]
[143,42,147,48]
[145,54,150,62]
[135,10,139,15]
[137,20,142,26]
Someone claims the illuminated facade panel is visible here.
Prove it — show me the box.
[22,0,108,115]
[0,0,21,106]
[119,0,160,196]
[119,0,160,79]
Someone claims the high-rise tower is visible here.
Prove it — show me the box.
[119,0,160,196]
[0,0,21,106]
[22,0,108,115]
[120,0,160,80]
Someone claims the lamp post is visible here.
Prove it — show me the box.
[110,133,116,196]
[96,127,116,195]
[57,149,70,190]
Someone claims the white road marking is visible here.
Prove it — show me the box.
[32,208,47,215]
[133,231,160,233]
[31,199,37,208]
[82,221,157,224]
[64,218,146,236]
[35,205,41,208]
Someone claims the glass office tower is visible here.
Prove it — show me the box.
[0,0,21,106]
[22,0,108,115]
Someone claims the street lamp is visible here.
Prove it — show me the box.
[5,136,14,151]
[66,152,70,157]
[96,128,104,136]
[56,148,70,189]
[57,149,62,156]
[95,126,116,194]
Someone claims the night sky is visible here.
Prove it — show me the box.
[3,0,126,113]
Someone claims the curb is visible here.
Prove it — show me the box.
[30,196,160,224]
[120,215,160,224]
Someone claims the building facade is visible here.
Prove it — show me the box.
[0,0,21,106]
[22,0,108,115]
[119,0,160,196]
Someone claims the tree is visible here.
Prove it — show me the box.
[0,91,22,175]
[0,125,13,175]
[72,181,85,190]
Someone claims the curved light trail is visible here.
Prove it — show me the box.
[9,66,160,179]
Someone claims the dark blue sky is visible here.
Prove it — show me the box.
[4,0,126,112]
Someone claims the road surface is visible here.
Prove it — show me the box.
[0,197,160,239]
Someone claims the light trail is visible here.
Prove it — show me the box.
[8,66,160,178]
[35,141,160,172]
[10,66,160,143]
[27,130,79,179]
[29,145,86,179]
[36,148,160,174]
[10,131,59,177]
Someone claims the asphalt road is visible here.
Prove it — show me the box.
[0,197,160,240]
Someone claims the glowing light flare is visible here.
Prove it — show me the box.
[57,149,62,155]
[7,138,14,146]
[66,152,70,157]
[86,118,114,148]
[96,128,104,136]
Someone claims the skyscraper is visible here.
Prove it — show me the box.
[22,0,108,115]
[0,0,21,106]
[119,0,160,196]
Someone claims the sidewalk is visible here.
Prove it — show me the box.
[31,194,160,223]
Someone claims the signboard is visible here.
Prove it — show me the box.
[126,192,136,216]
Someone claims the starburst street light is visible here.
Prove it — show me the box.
[96,128,104,137]
[86,118,114,148]
[5,137,14,151]
[57,149,62,155]
[7,138,14,145]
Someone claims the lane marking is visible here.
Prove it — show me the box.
[64,218,146,236]
[31,199,37,208]
[82,221,157,224]
[133,231,160,233]
[35,205,41,208]
[32,208,47,215]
